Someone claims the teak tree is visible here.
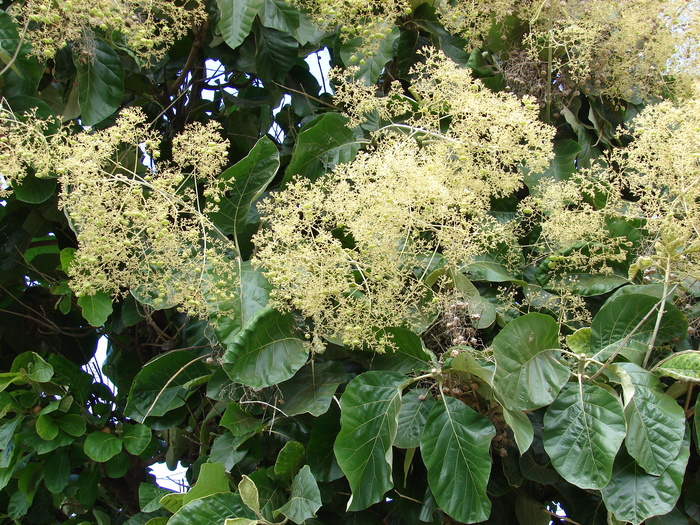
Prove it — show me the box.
[1,1,700,524]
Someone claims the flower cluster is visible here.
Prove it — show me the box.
[13,0,205,64]
[254,51,554,349]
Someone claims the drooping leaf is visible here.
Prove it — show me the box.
[502,408,534,455]
[217,0,264,50]
[654,351,700,382]
[275,465,322,524]
[394,389,436,449]
[283,113,363,184]
[222,307,308,389]
[278,361,347,417]
[182,462,230,505]
[125,351,211,422]
[77,292,113,327]
[450,269,497,329]
[74,40,124,126]
[611,363,685,475]
[208,136,279,238]
[259,0,300,33]
[334,371,405,511]
[543,382,626,489]
[168,493,256,525]
[83,431,123,462]
[601,433,690,525]
[420,396,495,524]
[254,24,298,85]
[493,313,570,410]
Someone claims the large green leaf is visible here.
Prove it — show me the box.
[371,327,434,373]
[254,24,298,84]
[43,450,71,494]
[654,351,700,382]
[217,0,263,50]
[275,465,322,524]
[283,113,363,184]
[125,351,211,422]
[590,293,687,363]
[182,462,229,505]
[339,28,400,84]
[220,402,262,437]
[601,433,690,525]
[611,363,685,475]
[12,173,57,204]
[450,269,496,329]
[493,313,570,410]
[420,396,495,524]
[168,493,256,525]
[83,431,123,462]
[222,307,308,389]
[209,136,279,237]
[274,441,305,480]
[278,361,347,417]
[122,424,151,455]
[523,139,581,191]
[0,11,41,80]
[77,292,113,327]
[394,388,436,449]
[307,407,343,482]
[74,40,124,126]
[333,371,405,511]
[543,382,626,489]
[259,0,300,34]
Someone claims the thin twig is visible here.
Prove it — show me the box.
[0,18,29,77]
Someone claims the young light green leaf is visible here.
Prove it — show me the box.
[12,352,54,383]
[602,432,690,525]
[334,371,405,511]
[83,431,123,462]
[544,382,626,489]
[77,292,113,327]
[238,475,260,515]
[611,363,685,475]
[654,351,700,382]
[420,396,495,524]
[222,307,308,389]
[217,0,263,50]
[274,441,305,480]
[182,462,230,505]
[275,465,322,524]
[493,313,570,410]
[394,389,436,449]
[74,40,124,126]
[450,269,497,329]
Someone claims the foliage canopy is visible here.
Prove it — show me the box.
[1,0,700,524]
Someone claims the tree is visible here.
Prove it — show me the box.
[0,0,699,523]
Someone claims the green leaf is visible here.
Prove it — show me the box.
[125,351,211,422]
[601,432,690,525]
[55,414,86,437]
[276,465,322,524]
[543,382,626,489]
[283,113,363,184]
[523,139,581,190]
[12,352,54,382]
[74,40,125,126]
[334,371,405,511]
[254,24,298,84]
[274,441,305,480]
[259,0,300,33]
[220,402,262,437]
[35,414,59,441]
[307,407,343,482]
[168,493,256,525]
[104,452,130,478]
[160,492,185,513]
[340,28,400,84]
[450,269,497,329]
[278,361,347,417]
[493,313,570,410]
[209,136,279,237]
[502,408,534,455]
[217,0,263,50]
[182,462,230,505]
[83,431,123,462]
[654,351,700,382]
[372,327,434,373]
[122,424,152,455]
[238,475,260,515]
[139,483,173,513]
[394,389,436,449]
[420,396,495,524]
[222,307,308,389]
[12,173,57,204]
[0,11,41,79]
[591,293,687,363]
[210,431,251,470]
[77,292,113,327]
[43,449,71,494]
[610,363,685,475]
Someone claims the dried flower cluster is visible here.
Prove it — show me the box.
[0,106,238,316]
[253,51,554,349]
[13,0,205,63]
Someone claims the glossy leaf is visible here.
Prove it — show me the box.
[493,313,570,410]
[168,493,256,525]
[222,307,308,389]
[83,431,123,462]
[654,351,700,382]
[394,389,435,449]
[420,396,495,524]
[612,363,685,475]
[35,414,58,440]
[122,424,151,455]
[77,292,113,327]
[334,371,405,511]
[217,0,263,50]
[276,465,322,524]
[274,441,305,480]
[254,25,298,84]
[74,40,124,126]
[278,361,347,417]
[602,433,690,525]
[502,408,534,455]
[182,462,229,505]
[543,382,626,489]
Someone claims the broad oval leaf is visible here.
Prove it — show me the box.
[274,441,305,480]
[420,396,495,524]
[654,351,700,382]
[77,292,113,327]
[543,382,626,489]
[493,313,570,410]
[74,40,124,126]
[275,465,322,525]
[611,363,685,475]
[125,351,211,422]
[217,0,263,50]
[168,492,256,525]
[278,361,347,417]
[394,388,436,449]
[36,414,58,441]
[222,307,308,389]
[122,423,152,455]
[182,462,230,505]
[83,431,123,462]
[254,25,298,85]
[602,432,690,525]
[55,414,86,437]
[333,371,405,511]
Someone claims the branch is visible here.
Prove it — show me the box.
[167,20,209,96]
